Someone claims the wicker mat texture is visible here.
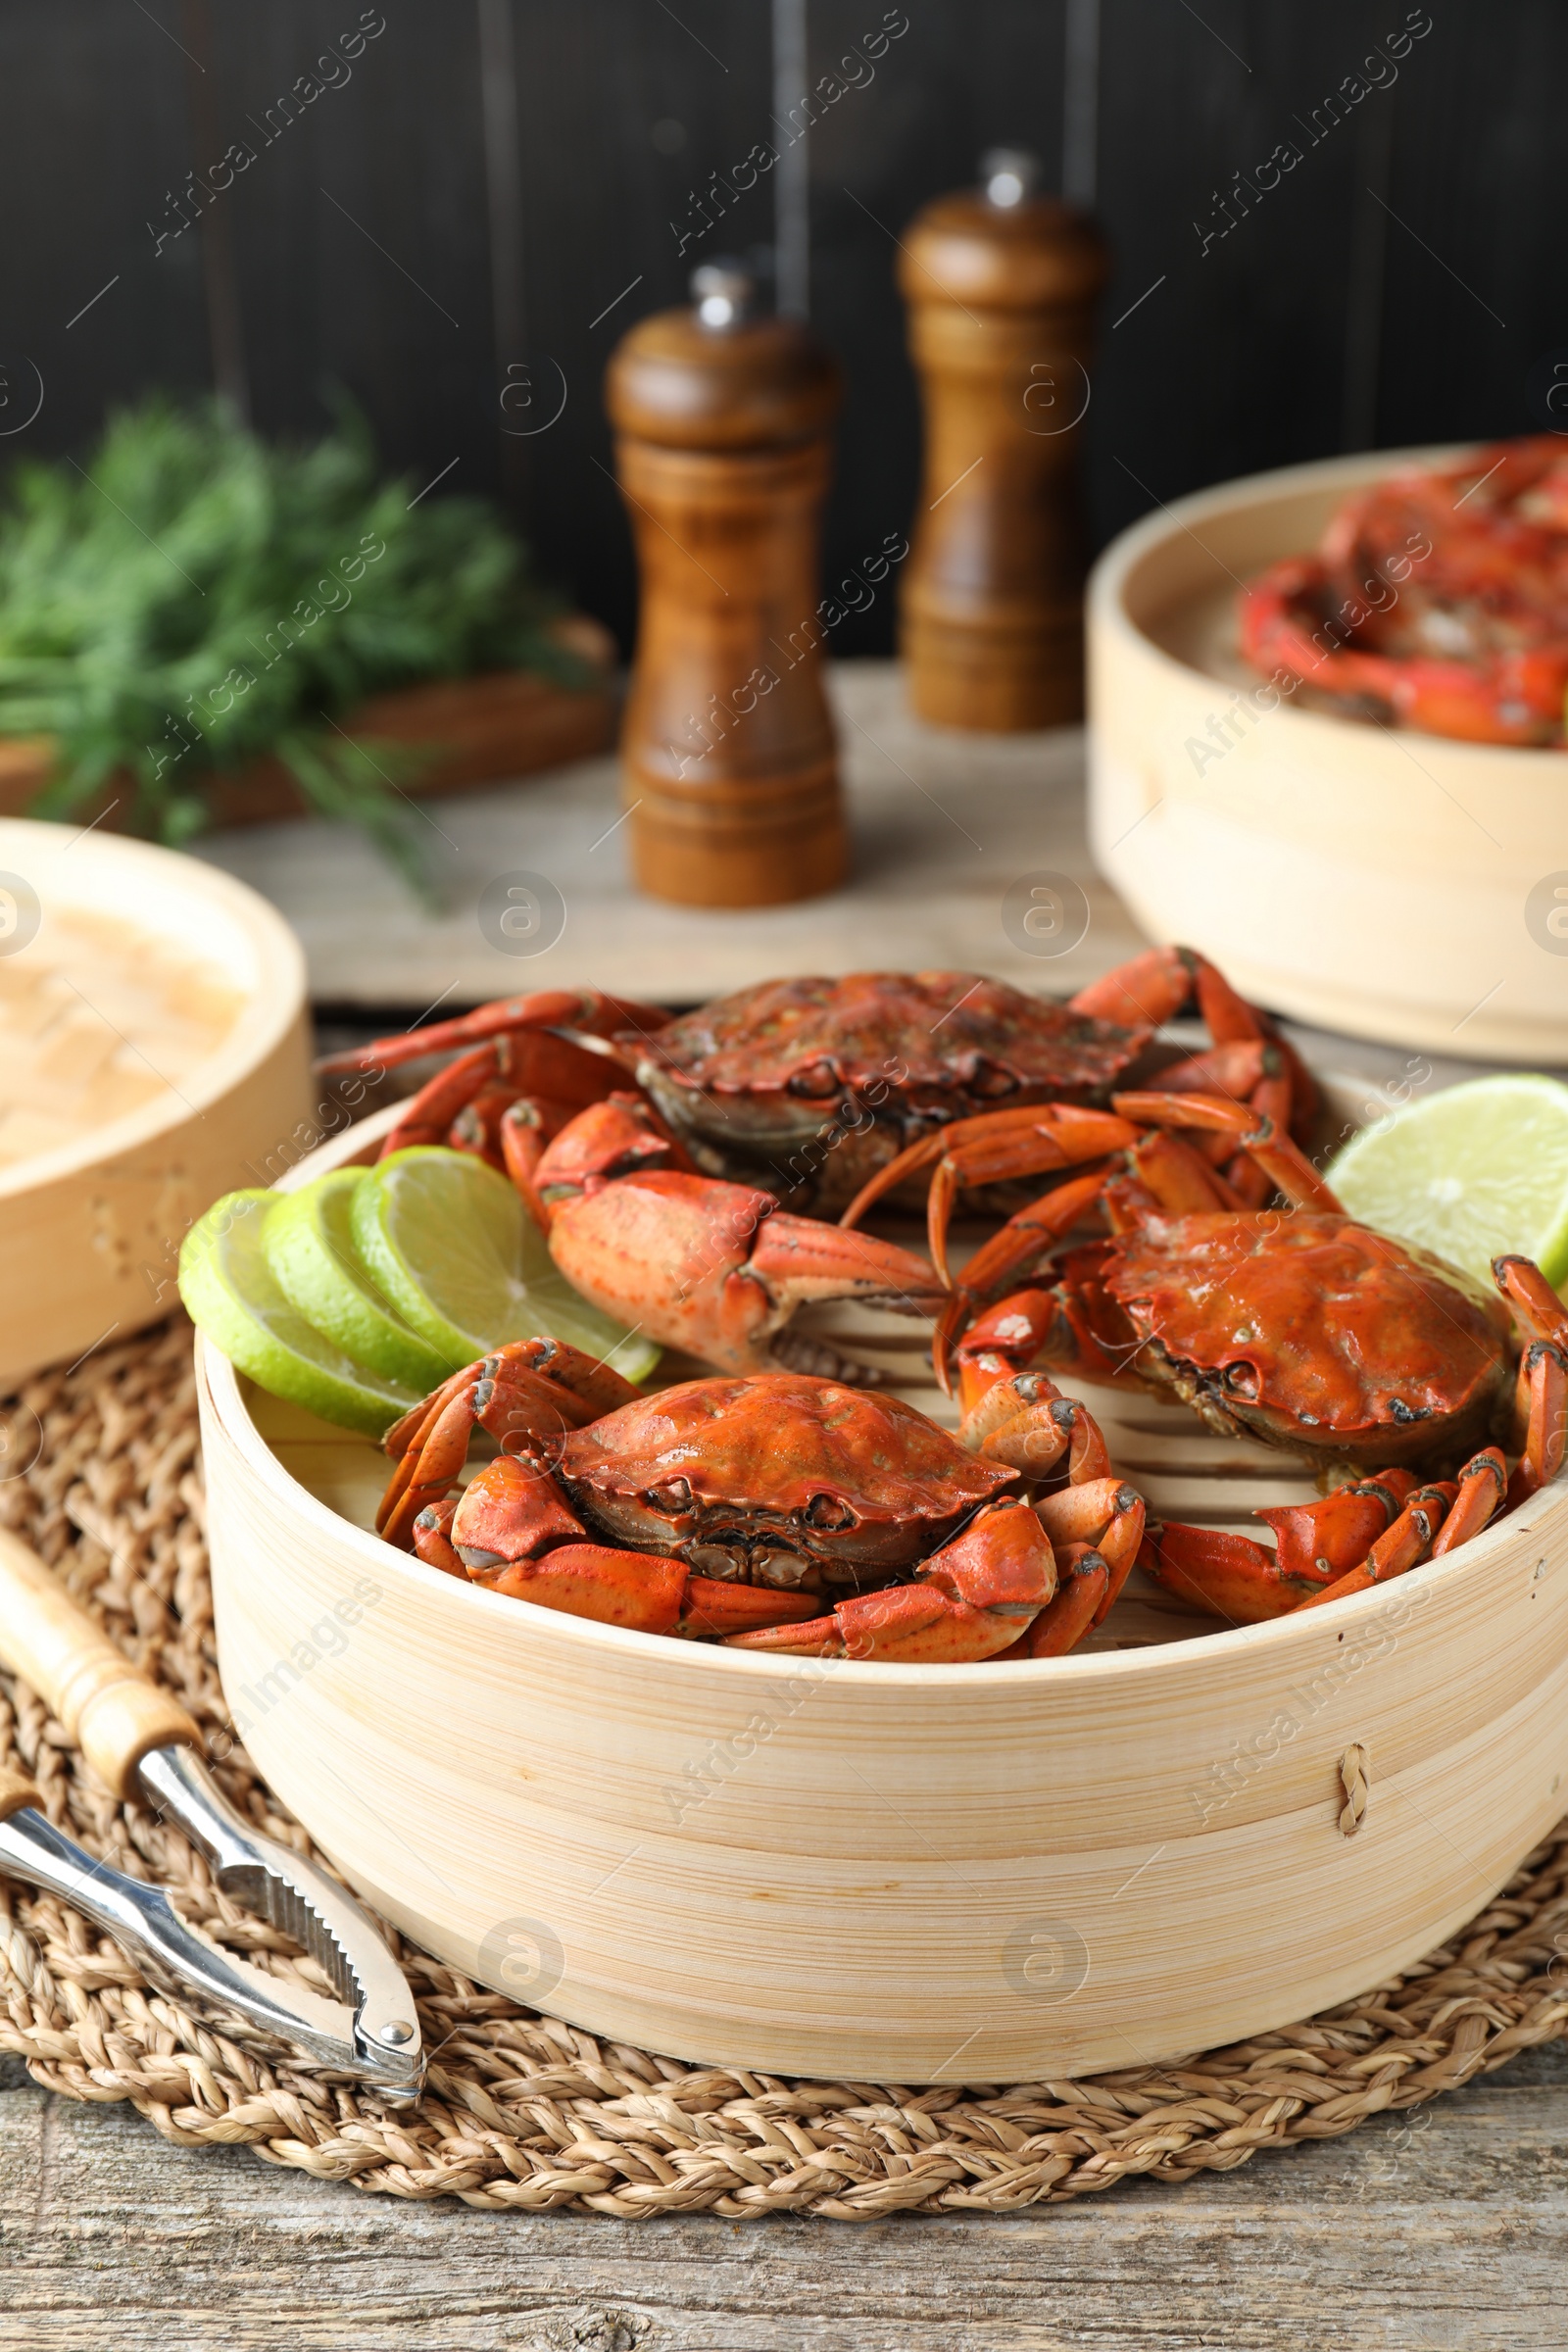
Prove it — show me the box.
[3,1318,1568,2220]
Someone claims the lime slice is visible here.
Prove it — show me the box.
[179,1192,421,1436]
[350,1147,662,1383]
[1328,1073,1568,1289]
[265,1168,456,1392]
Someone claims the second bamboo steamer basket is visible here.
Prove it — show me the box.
[196,1102,1568,2082]
[1087,445,1568,1063]
[0,817,312,1389]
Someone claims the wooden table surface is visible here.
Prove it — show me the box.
[6,2039,1568,2348]
[195,662,1136,1011]
[9,662,1566,2345]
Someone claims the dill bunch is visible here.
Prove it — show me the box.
[0,398,578,886]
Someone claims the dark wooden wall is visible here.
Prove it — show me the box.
[0,1,1561,659]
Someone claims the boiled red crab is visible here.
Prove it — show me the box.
[375,1340,1146,1662]
[317,949,1315,1215]
[1240,434,1568,745]
[844,1086,1568,1624]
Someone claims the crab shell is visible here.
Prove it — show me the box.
[627,972,1149,1211]
[1104,1210,1513,1474]
[550,1373,1017,1596]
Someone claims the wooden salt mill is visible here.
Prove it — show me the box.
[899,150,1108,730]
[606,262,848,906]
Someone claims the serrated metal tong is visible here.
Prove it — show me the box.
[0,1527,423,2102]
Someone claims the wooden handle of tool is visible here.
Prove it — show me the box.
[0,1527,199,1798]
[0,1762,42,1824]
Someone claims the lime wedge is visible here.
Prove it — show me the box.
[350,1147,661,1383]
[265,1168,456,1392]
[1328,1072,1568,1289]
[179,1192,422,1436]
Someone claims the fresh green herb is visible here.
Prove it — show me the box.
[0,397,581,887]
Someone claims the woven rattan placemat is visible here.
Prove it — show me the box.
[3,1318,1567,2219]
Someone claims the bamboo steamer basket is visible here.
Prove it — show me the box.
[1087,445,1568,1062]
[0,817,312,1388]
[197,1099,1568,2083]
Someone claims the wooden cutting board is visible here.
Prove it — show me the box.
[0,614,617,830]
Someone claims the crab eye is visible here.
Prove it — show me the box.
[1225,1363,1259,1398]
[788,1060,840,1099]
[647,1478,694,1512]
[805,1493,854,1530]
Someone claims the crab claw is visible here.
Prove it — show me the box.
[1144,1522,1326,1624]
[724,1497,1055,1661]
[531,1094,695,1195]
[442,1452,818,1637]
[958,1371,1114,1482]
[1067,946,1199,1030]
[468,1545,817,1637]
[1295,1483,1456,1610]
[377,1337,640,1547]
[991,1545,1111,1659]
[543,1165,946,1379]
[1148,1465,1464,1626]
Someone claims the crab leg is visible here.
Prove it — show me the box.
[378,1044,509,1155]
[935,1161,1109,1301]
[376,1026,646,1166]
[1508,1343,1568,1504]
[378,1384,492,1546]
[1429,1447,1508,1557]
[1104,1129,1248,1220]
[725,1498,1055,1662]
[933,1129,1254,1395]
[474,1542,816,1637]
[1111,1092,1343,1212]
[410,1496,464,1577]
[1494,1256,1568,1503]
[498,1100,555,1229]
[1068,948,1315,1141]
[1152,1039,1269,1100]
[932,1130,1247,1398]
[941,1289,1057,1408]
[838,1105,1138,1238]
[1295,1483,1456,1610]
[1036,1477,1144,1571]
[1009,1546,1111,1658]
[317,989,665,1077]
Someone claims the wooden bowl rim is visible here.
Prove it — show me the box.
[199,1096,1568,1692]
[1087,438,1568,779]
[0,817,307,1200]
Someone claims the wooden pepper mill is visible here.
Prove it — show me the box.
[899,150,1108,730]
[606,263,848,907]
